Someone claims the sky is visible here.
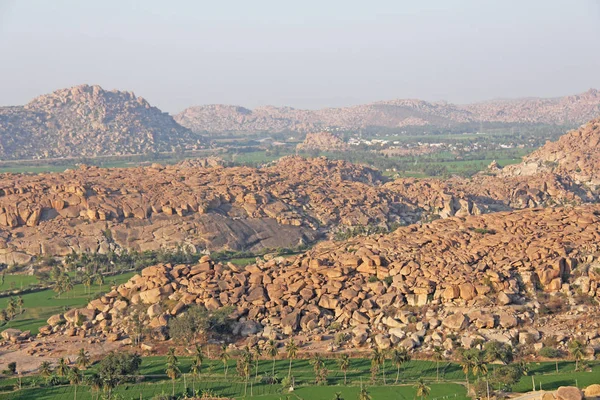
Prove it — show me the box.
[0,0,599,113]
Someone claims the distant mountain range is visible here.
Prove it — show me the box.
[1,85,599,160]
[176,89,600,133]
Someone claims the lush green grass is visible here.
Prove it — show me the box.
[0,272,135,334]
[0,274,41,292]
[511,362,600,392]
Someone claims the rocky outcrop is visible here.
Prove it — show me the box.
[502,118,600,194]
[46,205,600,352]
[297,132,348,152]
[0,84,202,160]
[175,89,600,134]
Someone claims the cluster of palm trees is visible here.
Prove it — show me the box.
[38,348,91,400]
[369,345,412,385]
[0,295,23,325]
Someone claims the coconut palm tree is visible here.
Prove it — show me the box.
[82,271,94,295]
[472,355,488,382]
[285,338,298,378]
[252,343,262,379]
[68,366,82,400]
[94,274,104,294]
[569,340,585,371]
[266,339,278,377]
[86,372,102,400]
[333,392,344,400]
[165,348,181,397]
[63,275,74,298]
[310,354,326,384]
[219,344,231,379]
[56,357,69,377]
[433,346,444,382]
[358,386,372,400]
[459,351,475,391]
[391,346,410,384]
[76,348,91,369]
[371,347,386,385]
[237,346,253,396]
[16,295,23,315]
[190,344,204,394]
[415,378,431,400]
[39,361,53,377]
[338,354,350,385]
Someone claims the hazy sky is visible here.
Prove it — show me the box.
[1,0,599,113]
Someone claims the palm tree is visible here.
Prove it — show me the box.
[391,346,409,384]
[63,275,74,298]
[415,378,431,400]
[219,344,230,379]
[56,357,69,377]
[82,272,94,295]
[16,295,23,314]
[433,346,444,382]
[472,355,488,382]
[39,361,53,377]
[338,354,350,385]
[86,372,102,400]
[76,348,91,369]
[358,386,372,400]
[6,297,17,321]
[371,347,386,385]
[569,340,585,371]
[94,274,104,294]
[266,339,278,377]
[190,344,204,394]
[166,347,181,397]
[333,392,344,400]
[252,343,262,379]
[68,366,82,400]
[285,338,298,378]
[238,346,253,396]
[310,354,325,384]
[459,352,475,391]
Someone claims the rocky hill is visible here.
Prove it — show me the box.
[501,118,600,192]
[0,153,590,265]
[0,85,202,160]
[175,89,600,134]
[41,204,600,354]
[296,132,348,152]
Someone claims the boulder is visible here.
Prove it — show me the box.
[442,313,468,330]
[556,387,582,400]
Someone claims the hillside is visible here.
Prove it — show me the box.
[501,118,600,191]
[0,85,202,160]
[175,89,600,134]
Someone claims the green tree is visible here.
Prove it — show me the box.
[358,386,372,400]
[190,344,204,394]
[165,348,181,397]
[338,354,350,385]
[371,347,387,385]
[433,346,444,382]
[94,274,104,294]
[391,346,410,384]
[82,271,94,295]
[219,344,231,379]
[16,295,23,314]
[76,348,91,369]
[68,366,83,400]
[266,339,278,377]
[56,357,69,377]
[86,372,103,400]
[285,338,298,378]
[39,361,53,377]
[252,343,262,379]
[568,340,585,371]
[415,378,431,400]
[310,354,327,385]
[237,346,253,396]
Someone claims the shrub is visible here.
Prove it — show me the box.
[539,347,561,358]
[368,275,379,283]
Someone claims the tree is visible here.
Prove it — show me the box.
[63,275,74,297]
[76,348,91,369]
[219,344,231,379]
[16,295,23,315]
[95,274,104,294]
[433,346,444,382]
[371,347,386,385]
[392,346,410,384]
[333,392,344,400]
[39,361,53,377]
[338,354,350,385]
[568,340,585,371]
[237,346,253,396]
[472,355,488,383]
[460,350,476,391]
[285,338,298,378]
[56,357,69,377]
[165,348,181,397]
[415,378,431,400]
[86,372,103,400]
[266,339,278,377]
[97,351,142,398]
[82,271,94,295]
[483,341,513,365]
[190,344,204,394]
[252,343,262,379]
[358,386,372,400]
[68,366,83,400]
[310,354,327,385]
[5,297,17,322]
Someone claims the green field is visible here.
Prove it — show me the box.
[0,272,135,334]
[0,274,40,292]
